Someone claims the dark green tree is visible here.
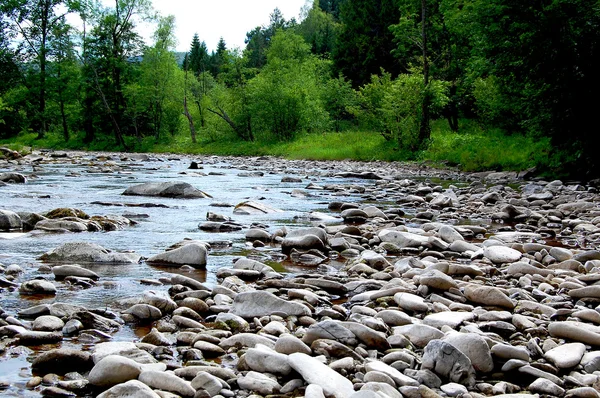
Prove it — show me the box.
[318,0,343,20]
[468,0,600,175]
[48,17,79,141]
[296,0,340,56]
[208,37,227,76]
[333,0,402,87]
[244,8,295,69]
[189,33,209,76]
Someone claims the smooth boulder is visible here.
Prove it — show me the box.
[230,291,311,318]
[39,242,141,264]
[146,241,208,268]
[123,181,211,198]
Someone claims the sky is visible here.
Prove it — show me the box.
[137,0,309,52]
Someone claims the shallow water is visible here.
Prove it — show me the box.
[0,153,378,394]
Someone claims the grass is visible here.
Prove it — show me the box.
[426,119,551,171]
[1,119,550,172]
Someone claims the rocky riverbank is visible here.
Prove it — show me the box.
[2,150,600,398]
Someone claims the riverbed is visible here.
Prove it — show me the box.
[2,150,598,398]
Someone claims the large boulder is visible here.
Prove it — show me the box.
[123,181,211,198]
[378,230,429,248]
[39,242,141,264]
[422,340,476,387]
[52,265,99,280]
[230,291,311,318]
[88,355,142,387]
[138,370,195,397]
[146,241,208,268]
[19,279,57,295]
[463,283,515,309]
[0,209,22,231]
[0,172,26,183]
[31,348,93,375]
[34,219,88,232]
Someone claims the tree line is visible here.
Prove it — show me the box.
[1,0,598,176]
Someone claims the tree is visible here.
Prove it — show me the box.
[1,0,76,138]
[390,0,470,140]
[296,0,341,56]
[244,8,295,70]
[134,15,182,141]
[82,0,152,148]
[333,0,402,87]
[322,74,356,131]
[189,33,209,76]
[0,12,24,138]
[467,0,600,175]
[381,72,448,150]
[208,37,227,76]
[318,0,343,20]
[211,49,255,141]
[248,30,329,140]
[48,17,79,141]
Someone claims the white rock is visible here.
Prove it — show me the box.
[245,345,291,375]
[305,384,327,398]
[88,355,142,387]
[423,312,474,329]
[442,332,494,373]
[288,353,355,398]
[237,371,281,395]
[97,380,160,398]
[230,291,310,318]
[364,360,419,387]
[483,245,522,264]
[138,370,195,397]
[544,342,586,369]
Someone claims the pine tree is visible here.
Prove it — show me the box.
[189,33,208,76]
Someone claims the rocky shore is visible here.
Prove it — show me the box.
[2,150,600,398]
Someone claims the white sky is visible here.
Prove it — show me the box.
[138,0,309,52]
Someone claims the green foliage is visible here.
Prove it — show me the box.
[333,0,402,87]
[0,0,597,178]
[296,1,340,55]
[427,119,550,171]
[349,72,393,133]
[188,33,209,76]
[322,74,356,132]
[248,30,330,140]
[466,0,600,175]
[381,73,448,150]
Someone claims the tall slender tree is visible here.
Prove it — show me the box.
[1,0,75,138]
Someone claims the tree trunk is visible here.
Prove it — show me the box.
[184,96,197,143]
[445,84,459,131]
[207,106,238,133]
[57,67,69,141]
[37,0,49,140]
[183,68,197,143]
[418,0,431,147]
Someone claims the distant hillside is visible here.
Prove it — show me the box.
[174,52,187,67]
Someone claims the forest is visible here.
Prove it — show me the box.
[0,0,598,178]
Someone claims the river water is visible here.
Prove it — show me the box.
[1,152,390,394]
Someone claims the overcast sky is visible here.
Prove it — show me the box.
[138,0,309,52]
